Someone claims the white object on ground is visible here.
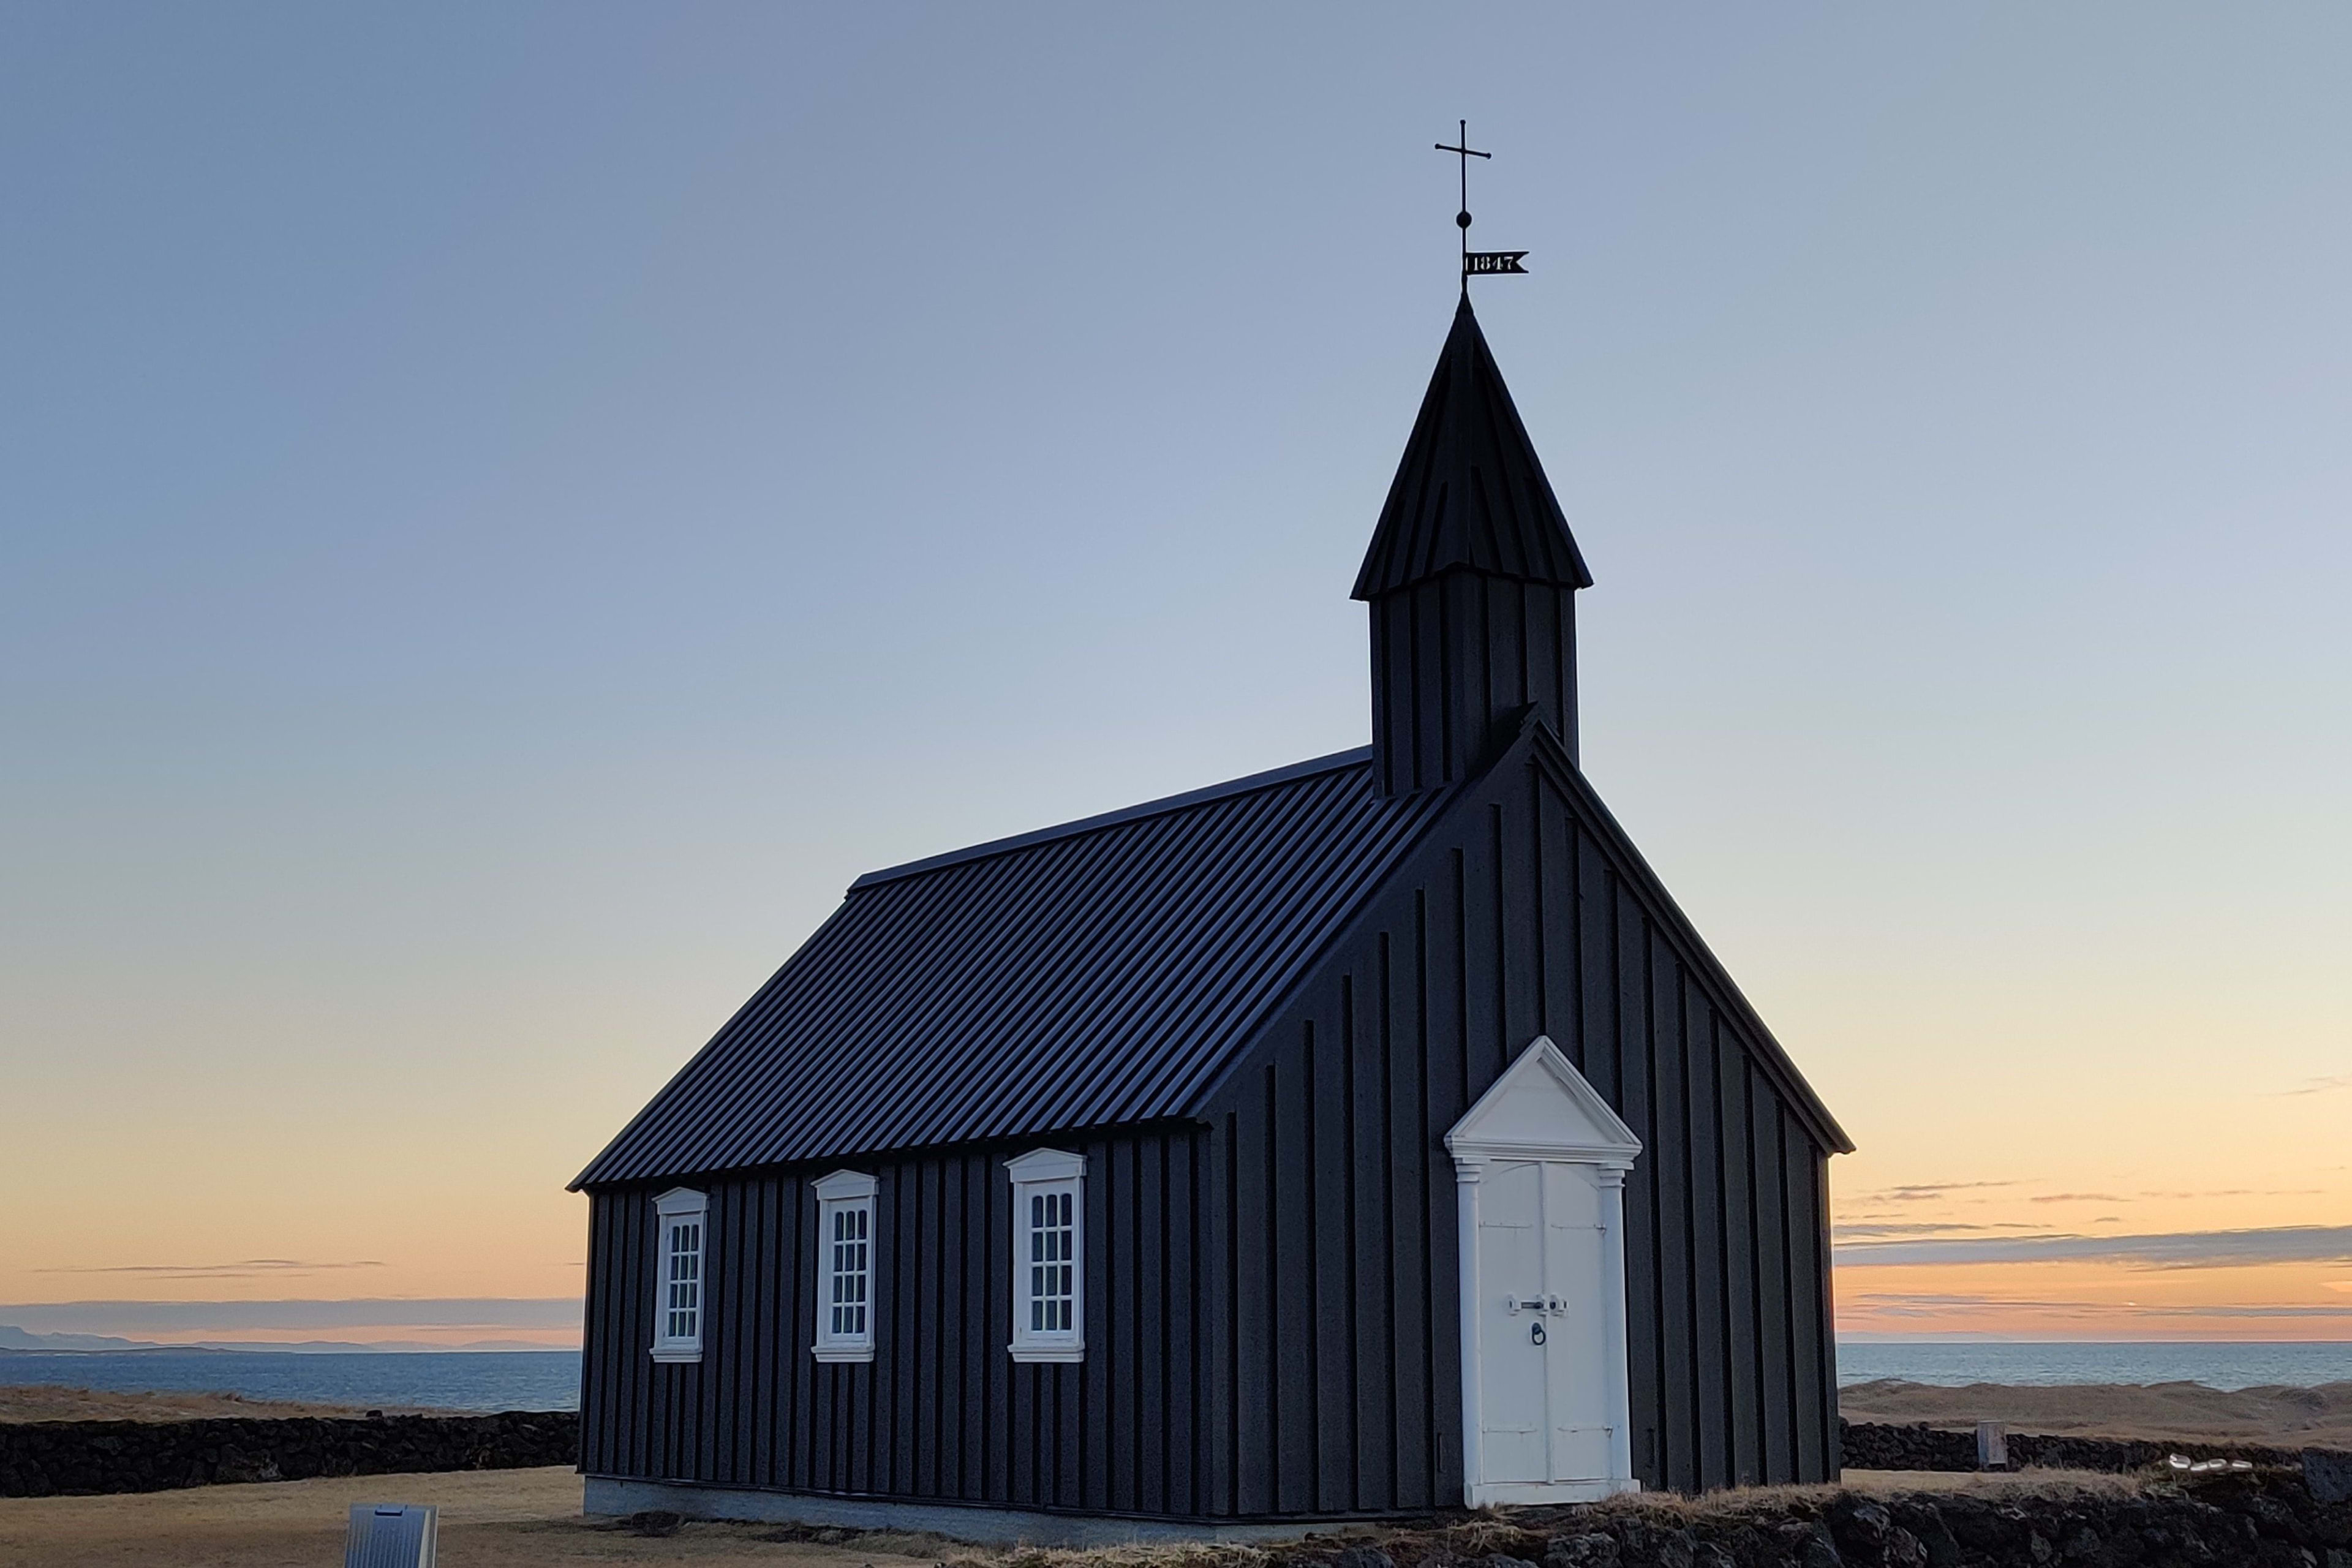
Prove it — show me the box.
[346,1503,437,1568]
[1976,1421,2007,1469]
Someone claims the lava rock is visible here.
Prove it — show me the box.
[0,1411,579,1499]
[1879,1528,1926,1568]
[1545,1533,1620,1568]
[1799,1529,1844,1568]
[623,1509,683,1537]
[1617,1523,1697,1568]
[1828,1497,1892,1558]
[2309,1450,2352,1508]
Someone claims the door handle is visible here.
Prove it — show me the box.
[1530,1321,1547,1346]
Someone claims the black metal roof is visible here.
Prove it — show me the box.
[571,749,1455,1188]
[1352,296,1593,599]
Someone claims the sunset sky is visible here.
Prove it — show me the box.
[4,4,2347,1351]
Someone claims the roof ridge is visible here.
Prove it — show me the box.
[847,746,1375,892]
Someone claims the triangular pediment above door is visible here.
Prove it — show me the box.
[1446,1037,1642,1166]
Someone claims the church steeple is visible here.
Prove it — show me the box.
[1355,298,1592,796]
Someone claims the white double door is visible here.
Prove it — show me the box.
[1474,1158,1615,1485]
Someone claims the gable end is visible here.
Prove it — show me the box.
[1521,723,1851,1155]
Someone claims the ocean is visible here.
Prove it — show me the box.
[2,1341,2346,1412]
[0,1350,579,1412]
[1838,1340,2352,1391]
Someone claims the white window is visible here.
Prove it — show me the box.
[651,1188,707,1363]
[811,1169,878,1362]
[1006,1148,1085,1362]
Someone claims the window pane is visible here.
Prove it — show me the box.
[820,1200,872,1345]
[662,1215,706,1344]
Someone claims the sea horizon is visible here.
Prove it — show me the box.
[2,1339,2347,1415]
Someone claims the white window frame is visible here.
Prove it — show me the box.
[650,1187,708,1363]
[811,1169,878,1363]
[1006,1147,1085,1363]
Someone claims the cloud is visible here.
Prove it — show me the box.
[0,1298,582,1335]
[1834,1223,2352,1270]
[2271,1075,2352,1098]
[35,1260,385,1280]
[1850,1182,2021,1205]
[2028,1194,2127,1204]
[2137,1188,2323,1199]
[1845,1288,2352,1321]
[1833,1222,2041,1240]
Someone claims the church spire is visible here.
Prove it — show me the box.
[1356,299,1592,796]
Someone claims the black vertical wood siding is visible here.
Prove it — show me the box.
[579,733,1839,1518]
[1197,728,1839,1504]
[582,1126,1214,1516]
[1370,571,1580,796]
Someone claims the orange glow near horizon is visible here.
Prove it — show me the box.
[1836,1261,2352,1343]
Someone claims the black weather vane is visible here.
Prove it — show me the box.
[1436,119,1528,293]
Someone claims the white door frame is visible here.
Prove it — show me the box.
[1447,1036,1643,1506]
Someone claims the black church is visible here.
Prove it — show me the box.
[572,296,1850,1539]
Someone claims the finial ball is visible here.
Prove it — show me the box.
[1456,210,1472,230]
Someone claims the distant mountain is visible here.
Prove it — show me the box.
[0,1325,159,1351]
[0,1326,575,1355]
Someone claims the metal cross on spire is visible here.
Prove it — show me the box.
[1435,119,1528,295]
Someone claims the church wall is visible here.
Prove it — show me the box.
[1202,730,1839,1504]
[576,730,1839,1518]
[579,1123,1219,1518]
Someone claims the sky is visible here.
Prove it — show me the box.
[2,4,2347,1351]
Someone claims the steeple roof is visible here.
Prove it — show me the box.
[1351,298,1592,599]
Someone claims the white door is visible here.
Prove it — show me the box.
[1475,1160,1615,1483]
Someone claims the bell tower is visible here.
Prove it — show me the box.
[1354,298,1592,796]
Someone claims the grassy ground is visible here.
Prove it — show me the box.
[1838,1378,2352,1449]
[0,1384,413,1422]
[0,1466,2155,1568]
[3,1379,2331,1567]
[0,1466,956,1568]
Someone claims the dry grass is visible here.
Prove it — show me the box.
[1839,1378,2352,1449]
[0,1383,418,1423]
[0,1463,2196,1568]
[937,1473,2154,1568]
[8,1376,2315,1568]
[0,1468,946,1568]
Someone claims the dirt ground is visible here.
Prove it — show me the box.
[0,1383,400,1423]
[0,1466,956,1568]
[0,1378,2330,1568]
[1838,1378,2352,1449]
[0,1464,2158,1568]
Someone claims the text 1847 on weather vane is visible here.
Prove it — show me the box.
[1437,119,1528,291]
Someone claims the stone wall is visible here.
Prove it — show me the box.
[1840,1417,2339,1476]
[1292,1465,2351,1568]
[0,1410,578,1498]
